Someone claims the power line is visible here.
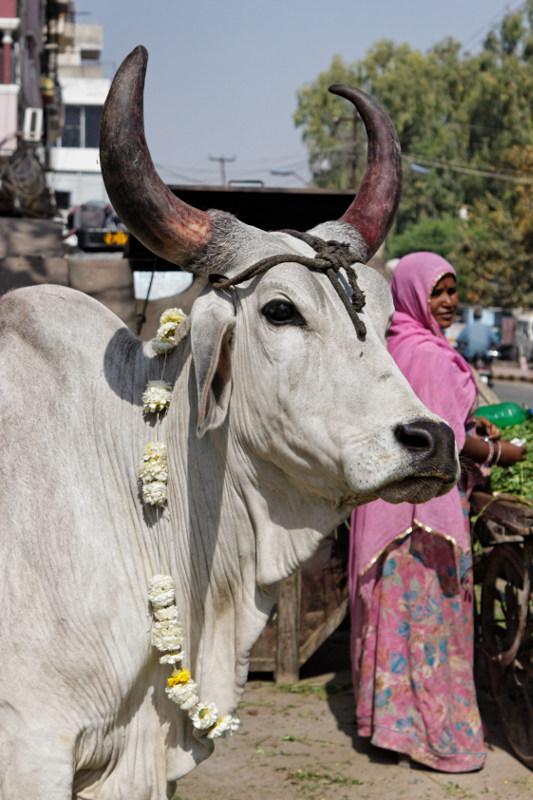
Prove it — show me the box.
[301,140,533,177]
[154,163,204,184]
[156,156,310,175]
[235,150,308,167]
[462,0,526,49]
[154,159,312,186]
[158,145,533,187]
[403,154,533,183]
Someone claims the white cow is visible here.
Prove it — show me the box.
[0,47,457,799]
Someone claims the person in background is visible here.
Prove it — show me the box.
[456,307,498,364]
[350,252,525,773]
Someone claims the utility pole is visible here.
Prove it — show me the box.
[208,154,236,186]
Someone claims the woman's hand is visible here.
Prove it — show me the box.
[475,416,501,440]
[498,440,527,467]
[462,434,527,467]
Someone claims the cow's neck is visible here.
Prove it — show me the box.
[90,326,347,780]
[156,355,346,712]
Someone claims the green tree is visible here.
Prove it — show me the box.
[294,3,533,305]
[451,146,533,307]
[294,37,478,228]
[387,217,462,260]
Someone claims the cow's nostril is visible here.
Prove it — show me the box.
[394,422,434,453]
[394,419,456,466]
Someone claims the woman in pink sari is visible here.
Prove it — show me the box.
[349,252,525,772]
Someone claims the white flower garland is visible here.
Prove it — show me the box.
[138,308,187,507]
[151,307,186,354]
[148,574,240,739]
[139,442,168,507]
[142,380,173,415]
[140,313,239,739]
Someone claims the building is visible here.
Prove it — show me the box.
[0,0,77,160]
[0,0,20,158]
[48,20,110,215]
[0,0,57,160]
[0,0,75,216]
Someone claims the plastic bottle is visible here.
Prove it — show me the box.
[474,402,528,428]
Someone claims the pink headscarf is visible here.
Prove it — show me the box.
[350,252,478,577]
[388,252,477,450]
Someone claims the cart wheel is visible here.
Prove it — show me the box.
[494,659,533,768]
[480,544,533,768]
[481,544,529,669]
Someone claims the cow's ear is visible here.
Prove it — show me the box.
[190,291,235,438]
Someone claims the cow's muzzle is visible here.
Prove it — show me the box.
[376,418,458,504]
[394,418,458,482]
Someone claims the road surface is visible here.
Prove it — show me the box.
[493,380,533,408]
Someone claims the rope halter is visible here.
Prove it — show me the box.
[208,230,367,341]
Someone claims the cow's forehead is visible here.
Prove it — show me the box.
[356,265,394,316]
[252,259,393,323]
[254,261,324,305]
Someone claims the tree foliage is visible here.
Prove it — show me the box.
[387,217,462,261]
[294,2,533,307]
[451,145,533,307]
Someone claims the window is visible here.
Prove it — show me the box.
[62,106,81,147]
[60,105,103,148]
[84,106,101,148]
[55,190,71,210]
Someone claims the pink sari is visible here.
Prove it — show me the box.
[349,253,486,772]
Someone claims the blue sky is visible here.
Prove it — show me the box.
[86,0,519,186]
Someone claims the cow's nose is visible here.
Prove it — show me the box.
[394,419,455,463]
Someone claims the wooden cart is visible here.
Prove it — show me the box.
[249,526,349,683]
[471,491,533,768]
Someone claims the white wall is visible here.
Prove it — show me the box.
[47,170,108,209]
[48,75,110,208]
[0,85,19,155]
[59,76,110,106]
[50,146,101,173]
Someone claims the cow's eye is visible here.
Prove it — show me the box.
[261,299,305,326]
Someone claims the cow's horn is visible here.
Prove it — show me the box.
[329,85,402,261]
[100,46,211,267]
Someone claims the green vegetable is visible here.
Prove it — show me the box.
[490,420,533,503]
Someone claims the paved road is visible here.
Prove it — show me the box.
[493,380,533,408]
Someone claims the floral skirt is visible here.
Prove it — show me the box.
[351,528,486,772]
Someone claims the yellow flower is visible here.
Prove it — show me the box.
[160,307,186,326]
[142,442,167,463]
[167,668,191,688]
